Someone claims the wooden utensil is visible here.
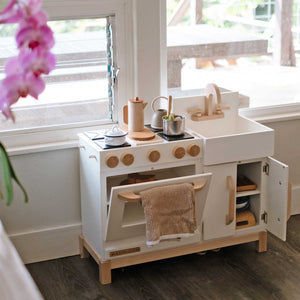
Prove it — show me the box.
[167,95,172,117]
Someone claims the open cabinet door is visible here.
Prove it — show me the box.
[266,157,289,241]
[105,173,212,242]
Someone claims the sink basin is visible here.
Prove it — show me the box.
[172,91,274,165]
[188,115,274,165]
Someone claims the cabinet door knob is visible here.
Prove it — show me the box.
[147,149,160,162]
[121,153,134,166]
[187,144,200,157]
[173,146,185,159]
[105,155,119,168]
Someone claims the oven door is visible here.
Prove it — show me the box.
[105,173,212,242]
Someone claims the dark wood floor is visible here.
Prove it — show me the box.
[27,215,300,300]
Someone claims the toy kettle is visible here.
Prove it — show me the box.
[123,97,147,132]
[150,96,168,129]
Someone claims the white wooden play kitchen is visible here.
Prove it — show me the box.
[78,84,289,284]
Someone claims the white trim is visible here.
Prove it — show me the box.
[0,0,135,137]
[291,185,300,215]
[7,141,78,156]
[9,223,82,264]
[240,103,300,123]
[0,122,116,149]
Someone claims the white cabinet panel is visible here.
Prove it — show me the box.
[203,163,237,240]
[265,157,289,241]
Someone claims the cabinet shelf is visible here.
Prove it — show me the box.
[236,189,261,198]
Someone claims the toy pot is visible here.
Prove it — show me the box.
[150,96,168,129]
[163,115,185,136]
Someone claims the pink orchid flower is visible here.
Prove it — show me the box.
[0,0,24,24]
[0,0,41,24]
[21,49,56,75]
[0,87,15,121]
[0,0,55,121]
[3,73,45,101]
[16,22,54,50]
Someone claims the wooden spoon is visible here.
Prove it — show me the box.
[167,95,172,117]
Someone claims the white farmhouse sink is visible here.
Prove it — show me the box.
[188,115,274,165]
[173,91,274,165]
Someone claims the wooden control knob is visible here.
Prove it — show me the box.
[121,152,134,166]
[147,149,160,162]
[105,155,119,168]
[187,144,200,157]
[173,146,185,159]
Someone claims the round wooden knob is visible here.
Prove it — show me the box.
[173,146,185,159]
[105,155,119,168]
[187,144,200,157]
[147,149,160,162]
[121,152,134,166]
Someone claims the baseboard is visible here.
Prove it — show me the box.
[9,223,82,264]
[291,185,300,215]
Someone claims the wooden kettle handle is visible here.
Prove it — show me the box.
[123,105,128,124]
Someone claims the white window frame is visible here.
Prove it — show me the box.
[0,0,137,148]
[0,0,167,150]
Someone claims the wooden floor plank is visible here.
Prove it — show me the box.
[27,215,300,300]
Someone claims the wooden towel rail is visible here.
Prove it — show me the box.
[118,180,207,202]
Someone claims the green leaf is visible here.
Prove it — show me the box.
[0,142,28,205]
[0,145,13,205]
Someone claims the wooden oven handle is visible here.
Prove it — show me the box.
[118,180,207,202]
[226,176,235,225]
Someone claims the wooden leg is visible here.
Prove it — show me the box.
[99,260,112,285]
[79,235,90,259]
[256,231,267,253]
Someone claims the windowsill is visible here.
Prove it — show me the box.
[2,101,300,155]
[239,103,300,123]
[0,119,116,154]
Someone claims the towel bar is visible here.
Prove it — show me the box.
[118,180,207,202]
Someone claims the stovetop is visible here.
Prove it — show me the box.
[85,127,195,150]
[94,141,131,150]
[157,132,194,141]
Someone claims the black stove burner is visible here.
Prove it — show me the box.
[144,124,163,133]
[157,132,194,141]
[95,141,131,150]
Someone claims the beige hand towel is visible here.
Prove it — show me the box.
[140,183,196,246]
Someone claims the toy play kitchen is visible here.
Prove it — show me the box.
[78,84,290,284]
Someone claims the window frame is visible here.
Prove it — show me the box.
[0,0,136,147]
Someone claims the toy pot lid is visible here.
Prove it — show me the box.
[104,126,128,137]
[129,97,144,103]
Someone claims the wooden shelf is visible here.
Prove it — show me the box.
[236,190,261,198]
[236,175,257,192]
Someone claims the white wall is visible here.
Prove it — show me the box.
[0,147,82,263]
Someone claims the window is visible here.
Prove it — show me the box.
[0,0,132,133]
[167,0,300,108]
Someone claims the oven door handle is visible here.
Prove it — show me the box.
[118,180,207,202]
